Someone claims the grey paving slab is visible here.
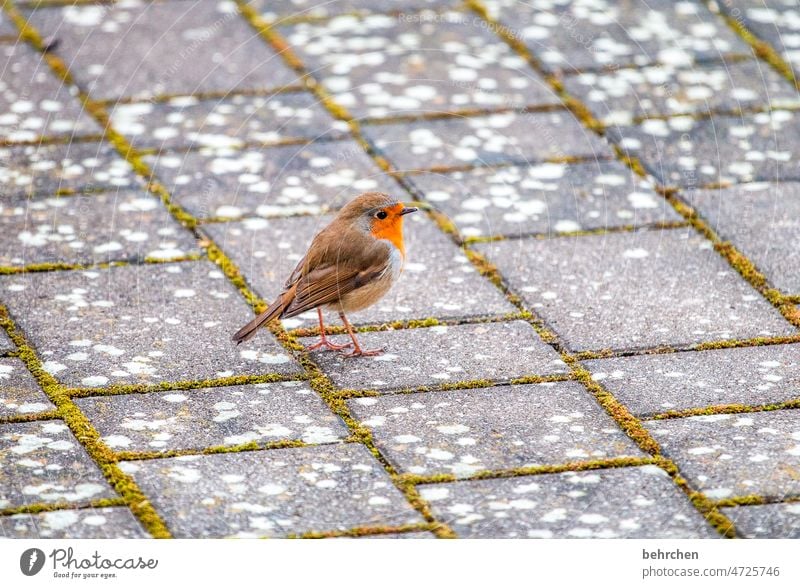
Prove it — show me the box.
[646,410,800,500]
[303,321,568,391]
[0,331,14,354]
[109,92,349,151]
[349,382,642,477]
[719,0,800,77]
[722,502,800,538]
[364,111,613,171]
[0,357,54,418]
[610,110,800,188]
[0,142,139,198]
[249,0,460,21]
[0,190,199,267]
[76,381,348,452]
[476,228,796,351]
[203,212,514,327]
[586,344,800,417]
[281,11,559,119]
[145,140,397,220]
[120,443,423,537]
[688,182,800,294]
[0,507,149,539]
[0,44,102,142]
[0,260,301,388]
[407,160,680,239]
[419,465,719,538]
[562,59,800,125]
[0,420,115,510]
[0,10,18,38]
[486,0,751,75]
[26,0,299,101]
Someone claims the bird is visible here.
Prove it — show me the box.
[231,192,418,357]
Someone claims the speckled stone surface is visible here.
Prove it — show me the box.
[722,502,800,539]
[477,229,796,351]
[304,321,567,391]
[363,111,613,171]
[0,331,14,354]
[562,59,800,125]
[0,10,18,38]
[419,465,719,538]
[0,357,54,418]
[0,507,149,539]
[586,344,800,417]
[0,421,115,510]
[407,160,680,239]
[0,142,138,198]
[486,0,751,74]
[688,182,800,294]
[0,44,101,142]
[281,11,559,119]
[121,444,423,537]
[203,212,514,326]
[0,260,302,388]
[349,382,642,477]
[646,410,800,500]
[76,382,348,452]
[109,92,348,151]
[610,111,800,188]
[249,0,460,21]
[719,0,800,77]
[26,0,299,101]
[0,190,199,267]
[145,140,398,220]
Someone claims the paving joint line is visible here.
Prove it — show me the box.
[0,497,128,519]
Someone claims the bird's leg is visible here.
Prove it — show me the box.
[306,308,352,352]
[337,312,384,357]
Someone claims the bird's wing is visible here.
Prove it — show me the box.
[282,259,390,318]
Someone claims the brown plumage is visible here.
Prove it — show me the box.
[231,192,418,357]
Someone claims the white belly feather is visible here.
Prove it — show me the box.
[331,241,404,314]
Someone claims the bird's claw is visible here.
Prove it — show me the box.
[338,346,385,358]
[306,338,352,352]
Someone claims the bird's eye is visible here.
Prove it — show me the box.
[375,210,388,220]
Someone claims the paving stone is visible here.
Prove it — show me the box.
[76,381,348,452]
[0,507,149,539]
[281,12,559,119]
[303,321,568,391]
[0,260,301,389]
[0,420,115,510]
[419,465,719,538]
[407,160,680,239]
[0,190,199,267]
[486,0,751,75]
[0,331,14,354]
[109,92,349,151]
[26,0,299,101]
[646,410,800,500]
[719,0,800,77]
[120,443,423,537]
[610,110,800,188]
[0,44,102,142]
[476,228,796,351]
[0,141,139,198]
[0,357,54,418]
[562,59,800,125]
[688,182,800,294]
[0,10,18,38]
[364,111,613,171]
[585,344,800,417]
[145,140,397,220]
[349,381,642,477]
[722,502,800,539]
[203,212,515,326]
[249,0,460,21]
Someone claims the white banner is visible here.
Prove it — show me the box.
[1,539,798,587]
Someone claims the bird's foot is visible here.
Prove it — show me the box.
[306,337,352,352]
[339,346,385,358]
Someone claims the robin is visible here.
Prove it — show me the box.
[231,192,418,357]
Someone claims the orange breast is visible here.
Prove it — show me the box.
[371,221,405,258]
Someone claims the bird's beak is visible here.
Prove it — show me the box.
[399,207,418,216]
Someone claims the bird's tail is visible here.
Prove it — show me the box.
[231,291,292,344]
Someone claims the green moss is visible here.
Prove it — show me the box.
[67,373,298,398]
[0,410,60,425]
[0,497,127,518]
[289,522,440,539]
[650,397,800,421]
[114,439,308,462]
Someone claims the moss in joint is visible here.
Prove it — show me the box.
[0,497,127,519]
[289,522,440,539]
[114,439,309,463]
